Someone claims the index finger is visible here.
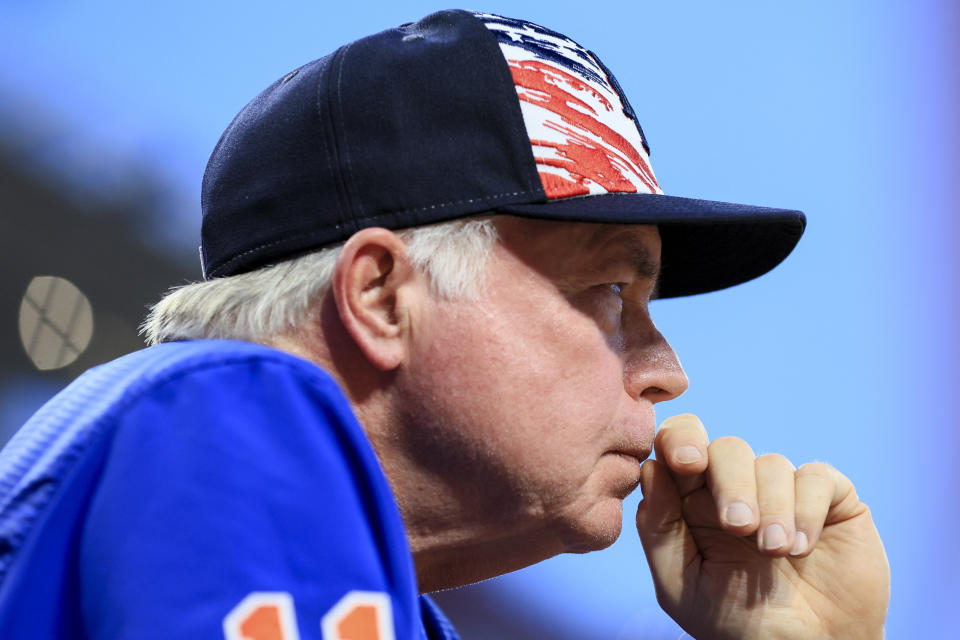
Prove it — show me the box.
[654,413,709,476]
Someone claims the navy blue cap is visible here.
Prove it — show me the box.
[200,9,805,298]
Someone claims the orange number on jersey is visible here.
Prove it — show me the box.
[321,591,395,640]
[224,592,301,640]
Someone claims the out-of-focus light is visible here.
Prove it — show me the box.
[18,275,94,370]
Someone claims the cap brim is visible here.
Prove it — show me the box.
[496,192,805,299]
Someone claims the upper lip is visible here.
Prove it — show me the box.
[611,402,657,461]
[614,439,653,462]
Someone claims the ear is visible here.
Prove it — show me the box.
[331,228,420,371]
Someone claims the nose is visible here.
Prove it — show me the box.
[623,328,689,404]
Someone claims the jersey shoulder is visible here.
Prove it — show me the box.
[0,340,425,639]
[0,340,347,584]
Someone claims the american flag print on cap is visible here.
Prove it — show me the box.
[475,12,663,200]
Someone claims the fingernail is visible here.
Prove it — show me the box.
[673,445,702,464]
[723,502,754,527]
[790,530,808,556]
[761,523,787,550]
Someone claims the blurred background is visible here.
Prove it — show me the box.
[1,1,956,637]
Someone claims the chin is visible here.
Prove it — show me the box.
[561,498,625,554]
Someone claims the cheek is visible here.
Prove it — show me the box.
[485,300,627,445]
[537,300,626,397]
[415,288,628,455]
[403,293,634,522]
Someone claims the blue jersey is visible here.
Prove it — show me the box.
[0,340,460,640]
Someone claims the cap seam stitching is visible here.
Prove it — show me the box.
[471,12,546,196]
[206,188,535,277]
[208,230,344,277]
[319,45,352,234]
[335,40,361,228]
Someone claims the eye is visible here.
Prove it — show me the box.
[585,283,626,305]
[596,283,626,311]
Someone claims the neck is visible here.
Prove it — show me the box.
[270,318,564,593]
[363,426,566,593]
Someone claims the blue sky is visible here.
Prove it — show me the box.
[1,1,957,636]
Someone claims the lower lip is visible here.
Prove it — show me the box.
[610,453,644,496]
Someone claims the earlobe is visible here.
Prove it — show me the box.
[332,228,416,371]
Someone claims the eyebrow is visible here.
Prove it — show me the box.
[629,244,662,299]
[597,230,662,296]
[624,243,659,280]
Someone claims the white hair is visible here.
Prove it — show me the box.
[142,216,499,346]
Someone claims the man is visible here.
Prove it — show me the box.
[0,9,888,640]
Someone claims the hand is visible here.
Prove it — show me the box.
[635,414,889,640]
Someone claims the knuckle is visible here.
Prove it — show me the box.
[707,436,756,460]
[755,453,795,471]
[660,413,701,430]
[660,414,708,440]
[797,461,835,478]
[710,435,743,449]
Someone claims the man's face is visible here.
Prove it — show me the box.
[395,217,688,555]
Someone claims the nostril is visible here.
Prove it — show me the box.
[641,384,684,404]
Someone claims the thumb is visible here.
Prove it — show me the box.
[635,459,700,610]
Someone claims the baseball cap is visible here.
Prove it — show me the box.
[200,9,805,298]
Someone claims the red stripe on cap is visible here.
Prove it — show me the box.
[509,59,660,196]
[538,171,590,198]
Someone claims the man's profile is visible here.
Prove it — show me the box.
[0,9,889,639]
